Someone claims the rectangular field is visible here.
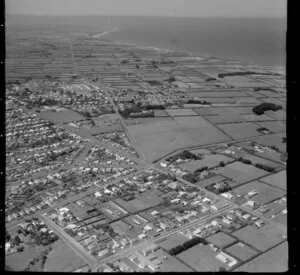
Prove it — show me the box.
[127,116,230,162]
[179,154,234,172]
[217,122,262,140]
[234,180,286,205]
[234,242,288,272]
[177,244,229,272]
[259,170,286,190]
[214,162,269,187]
[232,224,286,252]
[165,108,198,116]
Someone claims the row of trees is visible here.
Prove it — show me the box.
[186,99,210,105]
[168,237,208,256]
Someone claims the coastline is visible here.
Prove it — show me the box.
[102,36,285,71]
[91,27,120,39]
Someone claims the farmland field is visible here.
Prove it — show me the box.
[217,122,262,140]
[257,121,286,133]
[259,170,286,190]
[179,154,234,172]
[214,162,269,187]
[158,233,189,251]
[165,108,198,116]
[232,224,286,252]
[235,242,288,272]
[206,232,237,248]
[234,180,286,205]
[225,242,258,262]
[177,243,229,272]
[127,116,230,162]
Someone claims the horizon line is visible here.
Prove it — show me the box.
[6,13,287,19]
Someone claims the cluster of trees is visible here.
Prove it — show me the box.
[168,237,208,256]
[238,157,252,165]
[119,103,165,118]
[166,150,200,163]
[144,104,165,110]
[147,80,161,86]
[31,230,59,246]
[206,182,232,195]
[186,99,210,105]
[252,103,282,115]
[218,71,278,78]
[121,59,129,64]
[183,166,208,183]
[254,163,275,172]
[166,76,176,83]
[183,173,198,184]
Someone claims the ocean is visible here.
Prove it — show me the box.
[6,15,286,67]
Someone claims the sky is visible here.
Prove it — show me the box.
[6,0,286,18]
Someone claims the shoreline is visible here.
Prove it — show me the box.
[91,27,120,39]
[104,38,285,71]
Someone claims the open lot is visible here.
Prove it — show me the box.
[195,175,228,188]
[235,242,288,272]
[127,116,230,162]
[44,240,86,272]
[206,232,237,248]
[225,242,258,262]
[158,233,189,251]
[110,220,132,236]
[39,109,85,125]
[217,122,262,140]
[165,108,198,116]
[114,190,163,213]
[260,170,286,190]
[179,154,234,172]
[232,223,286,252]
[177,243,229,272]
[215,162,269,187]
[6,246,42,271]
[234,180,286,205]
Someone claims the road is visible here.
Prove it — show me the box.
[153,165,287,231]
[101,85,147,163]
[94,203,235,267]
[6,169,142,230]
[39,214,100,269]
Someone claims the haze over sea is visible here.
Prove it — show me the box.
[7,15,286,67]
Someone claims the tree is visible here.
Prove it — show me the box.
[219,161,225,167]
[17,246,24,252]
[6,231,11,242]
[14,235,21,246]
